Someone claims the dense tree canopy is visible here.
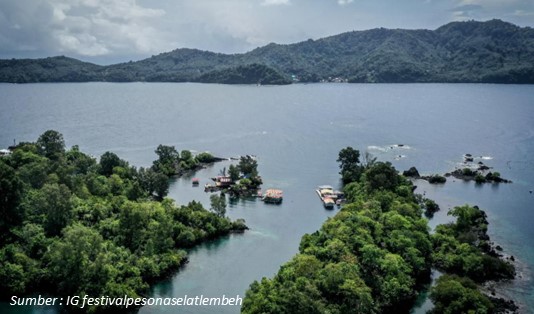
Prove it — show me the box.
[337,147,362,184]
[243,161,431,313]
[36,130,65,160]
[1,20,533,84]
[151,145,216,177]
[0,161,24,242]
[242,148,515,314]
[429,275,494,314]
[0,131,246,312]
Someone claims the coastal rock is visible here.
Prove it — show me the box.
[489,297,519,313]
[403,166,420,178]
[450,168,510,183]
[427,174,447,184]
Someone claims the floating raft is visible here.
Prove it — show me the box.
[316,185,344,209]
[262,189,283,204]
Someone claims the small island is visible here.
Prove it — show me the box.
[151,144,226,177]
[447,168,511,184]
[403,154,512,185]
[205,155,264,198]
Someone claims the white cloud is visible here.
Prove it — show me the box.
[48,0,168,56]
[0,0,172,58]
[514,9,534,16]
[1,0,533,62]
[261,0,290,6]
[337,0,354,5]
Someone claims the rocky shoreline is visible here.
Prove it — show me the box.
[172,156,228,177]
[405,155,520,313]
[403,154,512,185]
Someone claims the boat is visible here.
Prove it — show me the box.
[0,148,11,156]
[323,197,335,209]
[262,189,283,204]
[204,183,218,192]
[212,176,233,187]
[316,185,341,209]
[192,178,199,186]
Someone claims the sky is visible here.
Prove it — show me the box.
[0,0,533,64]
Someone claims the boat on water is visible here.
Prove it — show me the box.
[212,176,233,188]
[323,197,335,209]
[192,178,200,186]
[316,185,344,209]
[204,183,218,192]
[262,189,283,204]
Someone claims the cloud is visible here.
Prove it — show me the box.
[450,0,534,22]
[261,0,290,6]
[0,0,173,59]
[451,4,483,12]
[514,10,534,16]
[450,3,484,20]
[1,0,533,63]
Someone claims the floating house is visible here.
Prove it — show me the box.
[262,189,283,204]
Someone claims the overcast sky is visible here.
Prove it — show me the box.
[1,0,533,64]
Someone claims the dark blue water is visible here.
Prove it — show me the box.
[0,83,533,313]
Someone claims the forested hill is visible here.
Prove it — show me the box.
[1,19,533,84]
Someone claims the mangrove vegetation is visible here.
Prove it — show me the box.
[0,130,246,312]
[242,147,516,314]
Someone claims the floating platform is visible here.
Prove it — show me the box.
[262,189,283,204]
[316,186,344,209]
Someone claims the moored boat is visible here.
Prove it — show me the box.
[204,183,217,192]
[262,189,283,204]
[323,197,335,209]
[316,185,343,209]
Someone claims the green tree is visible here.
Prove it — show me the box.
[0,132,249,306]
[17,223,48,258]
[0,161,24,239]
[430,275,493,314]
[0,244,39,295]
[448,205,484,232]
[36,130,65,160]
[66,145,96,175]
[99,151,122,176]
[210,194,227,218]
[40,183,73,236]
[179,150,197,170]
[364,162,400,192]
[337,147,362,184]
[153,145,179,175]
[238,156,258,178]
[362,151,377,169]
[138,168,160,199]
[195,152,215,163]
[17,160,48,189]
[228,164,240,182]
[118,202,150,251]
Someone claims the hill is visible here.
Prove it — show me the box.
[1,19,533,84]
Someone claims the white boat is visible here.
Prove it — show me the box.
[323,197,335,209]
[316,186,336,209]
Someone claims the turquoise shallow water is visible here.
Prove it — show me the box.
[0,83,533,313]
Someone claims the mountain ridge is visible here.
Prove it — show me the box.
[1,19,533,84]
